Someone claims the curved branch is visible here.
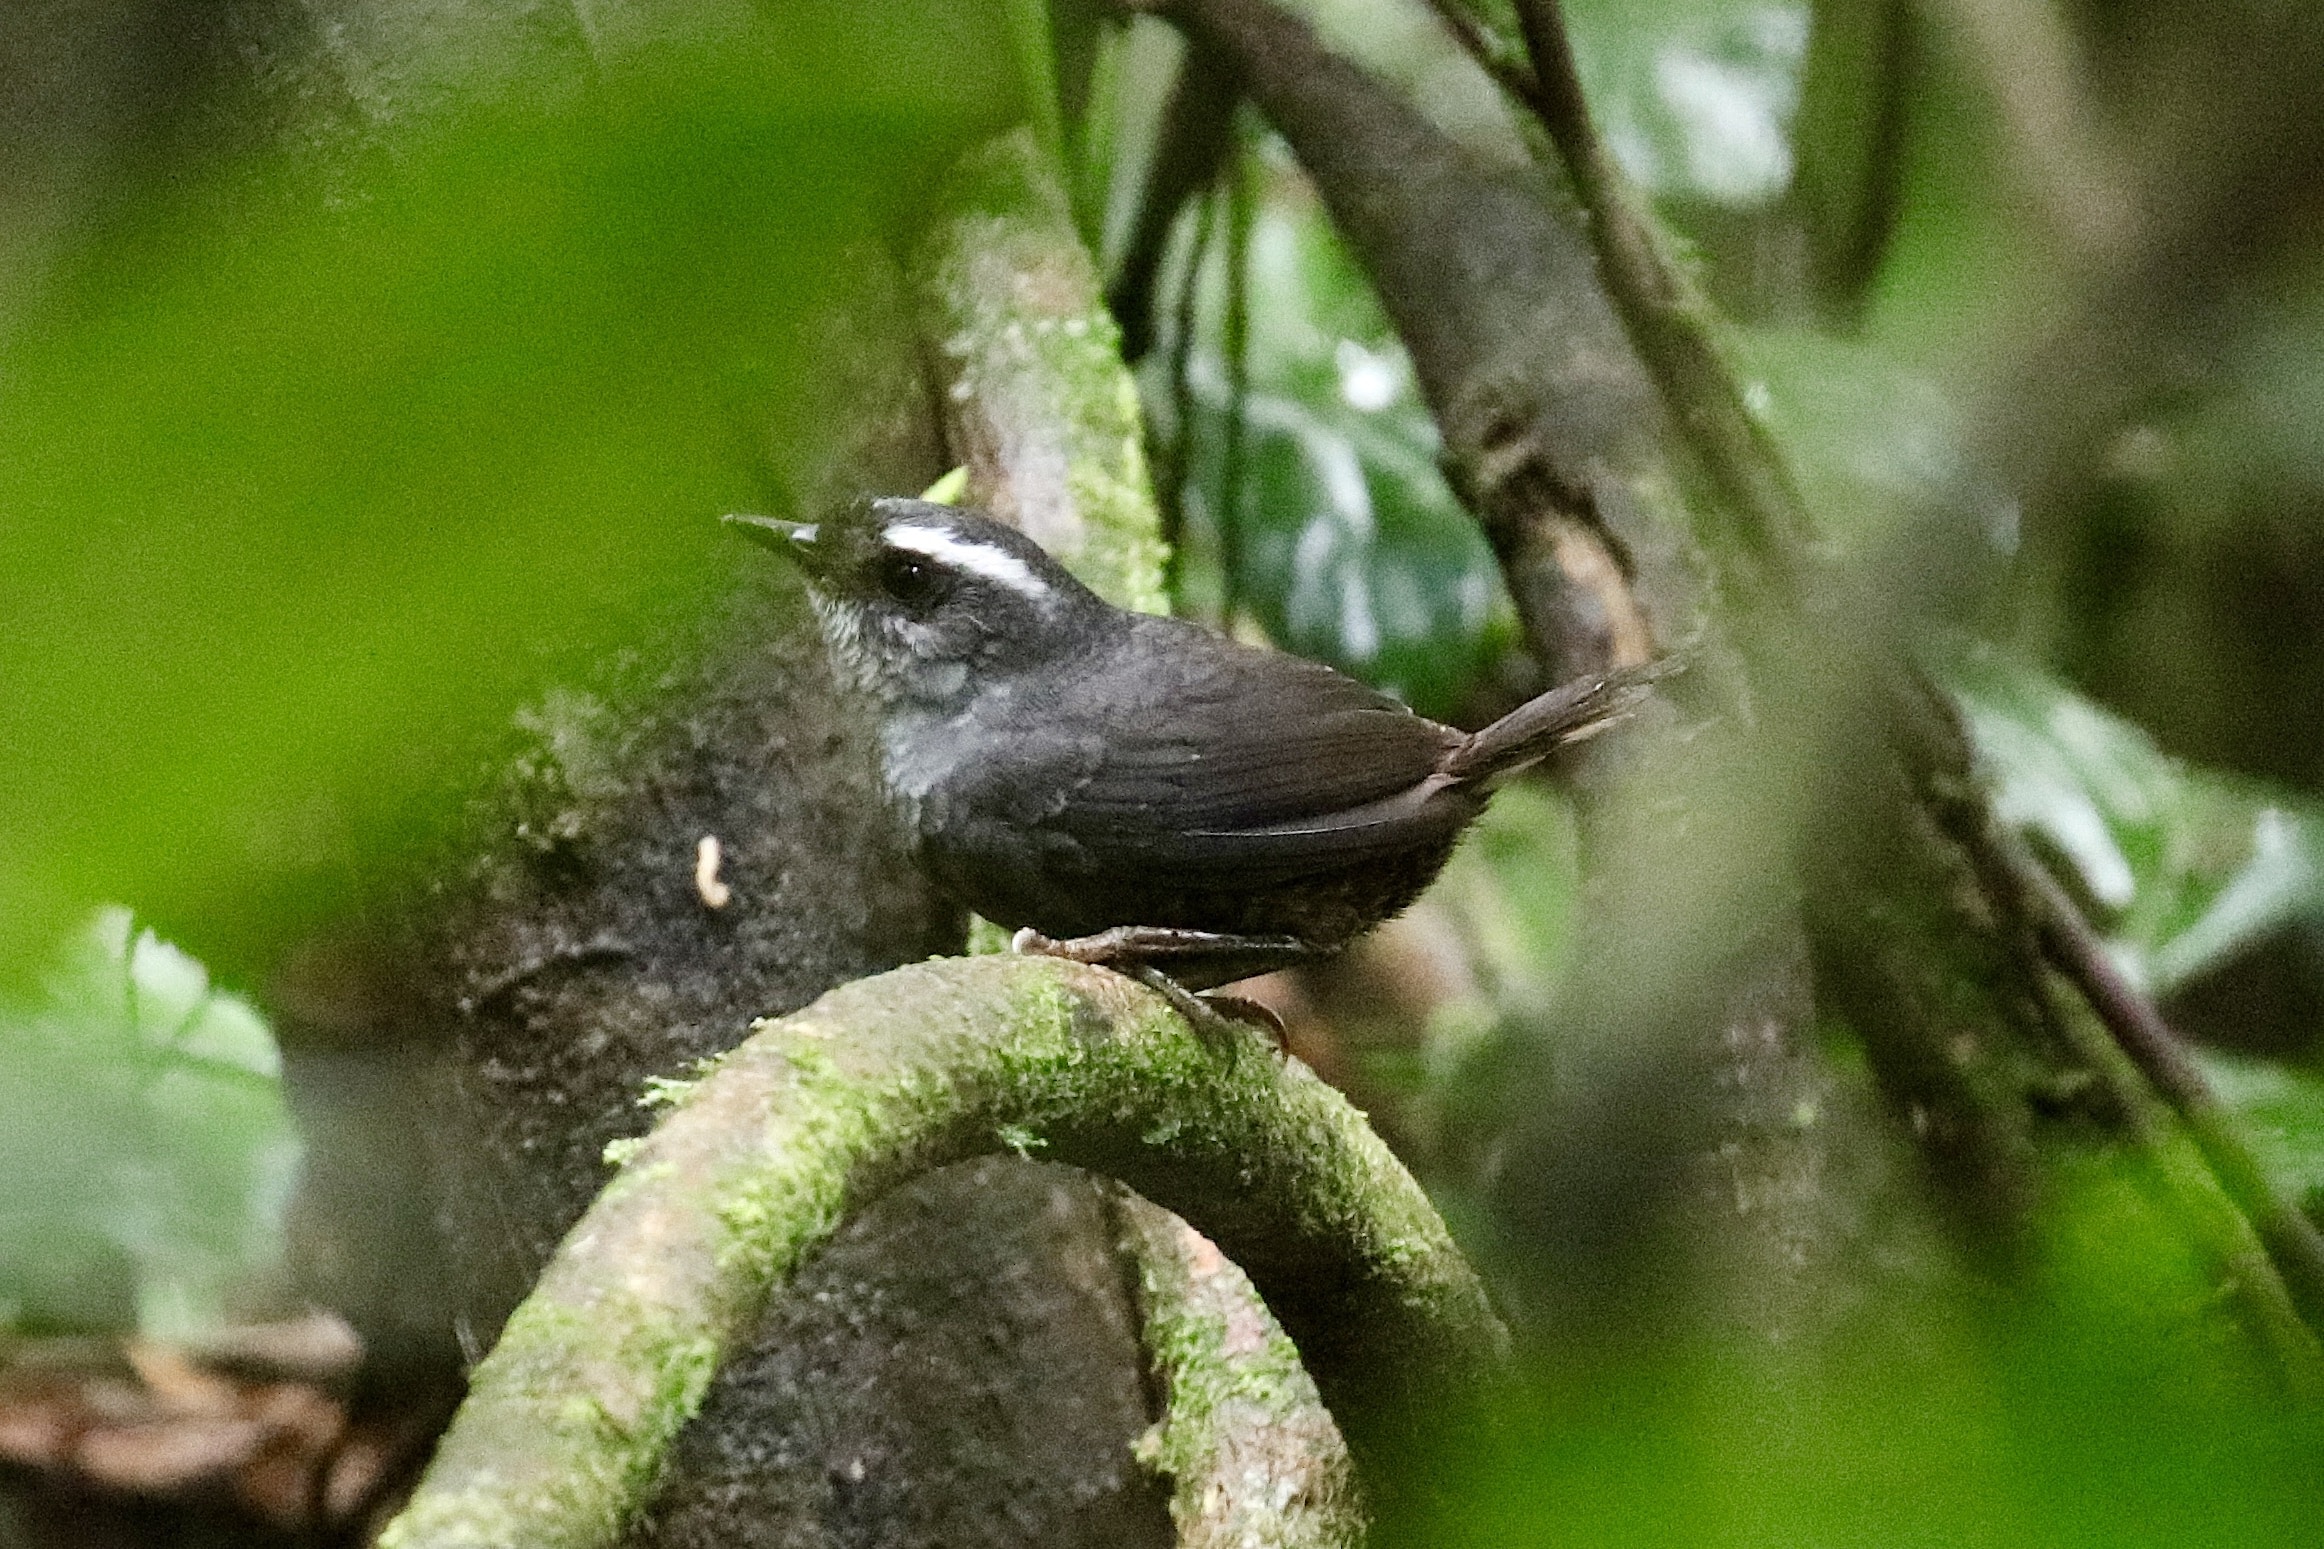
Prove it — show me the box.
[378,954,1503,1548]
[1113,1194,1364,1548]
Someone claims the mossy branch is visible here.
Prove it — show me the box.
[911,129,1367,1543]
[911,126,1171,614]
[1115,1194,1366,1548]
[378,954,1504,1548]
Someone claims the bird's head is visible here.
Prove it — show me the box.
[725,497,1105,707]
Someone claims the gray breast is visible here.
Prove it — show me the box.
[877,679,1014,831]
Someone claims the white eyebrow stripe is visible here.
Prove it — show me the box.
[884,524,1052,600]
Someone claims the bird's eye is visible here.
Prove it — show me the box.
[876,552,948,610]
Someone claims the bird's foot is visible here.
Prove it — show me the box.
[1009,925,1318,982]
[1127,967,1286,1048]
[1011,927,1303,1047]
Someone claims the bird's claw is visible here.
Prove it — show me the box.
[1128,967,1284,1049]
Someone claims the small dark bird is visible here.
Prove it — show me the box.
[727,498,1663,1007]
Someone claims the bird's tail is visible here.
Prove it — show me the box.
[1441,657,1680,783]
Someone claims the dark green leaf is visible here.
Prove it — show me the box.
[1943,650,2324,995]
[1156,162,1518,719]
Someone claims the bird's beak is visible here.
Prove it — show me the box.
[722,513,823,573]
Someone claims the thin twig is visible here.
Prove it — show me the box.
[1107,41,1241,362]
[1416,0,1545,116]
[1162,181,1220,580]
[1504,0,1814,603]
[1218,116,1255,629]
[2010,831,2324,1322]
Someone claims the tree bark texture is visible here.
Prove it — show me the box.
[103,6,1179,1548]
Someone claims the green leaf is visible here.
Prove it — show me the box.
[1942,649,2324,995]
[0,911,298,1337]
[1155,157,1518,719]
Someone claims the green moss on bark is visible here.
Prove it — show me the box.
[912,127,1170,614]
[380,955,1500,1549]
[1118,1198,1364,1548]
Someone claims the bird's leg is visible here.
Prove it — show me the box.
[1009,925,1320,977]
[1011,927,1316,1046]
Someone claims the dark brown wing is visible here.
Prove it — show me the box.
[1038,616,1470,880]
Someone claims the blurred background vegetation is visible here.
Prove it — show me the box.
[5,0,2324,1543]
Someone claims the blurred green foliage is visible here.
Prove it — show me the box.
[1730,325,1980,542]
[1948,648,2324,1000]
[2034,267,2324,795]
[2202,1053,2324,1220]
[0,12,1024,986]
[1440,1290,2324,1548]
[1946,650,2324,1234]
[1150,142,1520,719]
[0,910,295,1338]
[1562,0,1807,207]
[1426,1123,2324,1548]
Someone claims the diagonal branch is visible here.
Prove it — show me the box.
[1414,0,1544,127]
[1916,705,2324,1333]
[1498,0,2324,1352]
[1505,0,1815,605]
